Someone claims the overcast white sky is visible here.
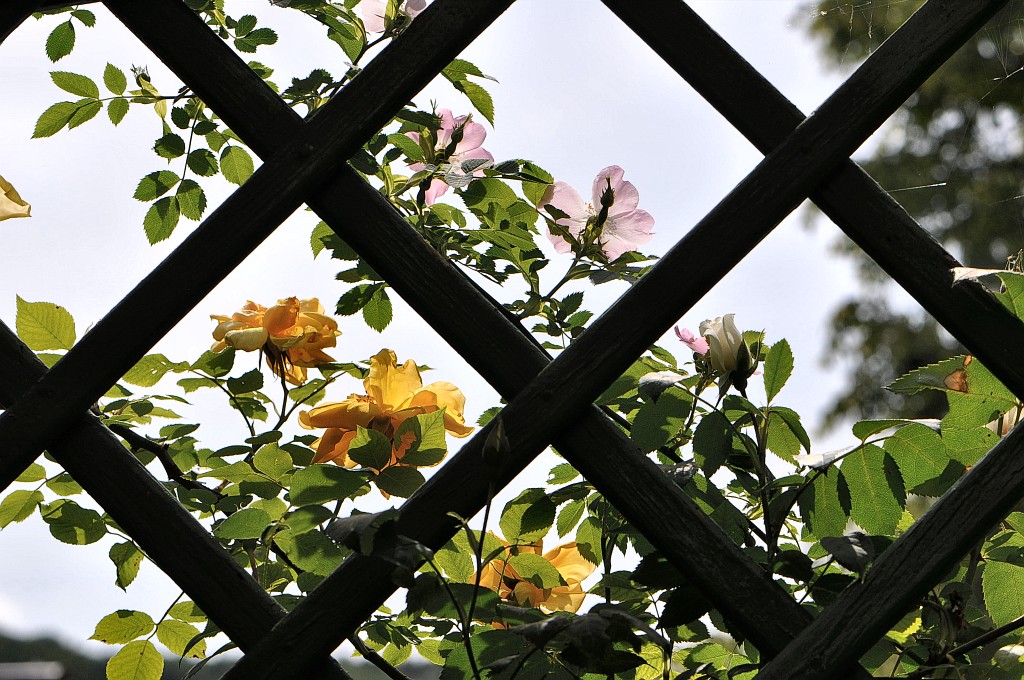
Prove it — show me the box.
[0,0,875,656]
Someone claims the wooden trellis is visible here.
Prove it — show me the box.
[2,1,1023,678]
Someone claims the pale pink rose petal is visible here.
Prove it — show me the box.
[423,178,449,205]
[601,209,654,260]
[406,0,427,15]
[591,165,625,205]
[359,0,387,33]
[540,181,589,252]
[454,119,488,151]
[674,326,710,355]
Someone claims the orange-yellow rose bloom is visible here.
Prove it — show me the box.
[300,348,473,466]
[210,297,340,385]
[0,174,31,222]
[477,537,597,614]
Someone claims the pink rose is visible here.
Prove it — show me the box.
[406,108,493,204]
[359,0,426,34]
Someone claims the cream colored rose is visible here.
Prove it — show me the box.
[699,313,745,374]
[0,174,31,222]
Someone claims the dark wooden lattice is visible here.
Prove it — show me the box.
[2,1,1023,678]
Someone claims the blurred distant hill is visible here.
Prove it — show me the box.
[0,631,439,680]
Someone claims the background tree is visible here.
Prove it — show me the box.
[806,0,1024,426]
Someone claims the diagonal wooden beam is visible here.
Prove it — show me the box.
[209,1,1007,677]
[104,0,832,670]
[0,0,44,44]
[0,0,515,492]
[0,321,351,680]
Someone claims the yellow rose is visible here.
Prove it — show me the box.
[0,174,31,222]
[477,536,597,614]
[299,348,472,467]
[210,297,340,385]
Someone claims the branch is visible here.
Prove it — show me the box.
[106,422,220,496]
[348,634,414,680]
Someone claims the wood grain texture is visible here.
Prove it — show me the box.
[0,0,514,492]
[101,1,838,675]
[0,321,352,680]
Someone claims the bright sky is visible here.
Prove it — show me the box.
[0,0,867,657]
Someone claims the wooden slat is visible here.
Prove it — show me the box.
[0,321,352,680]
[104,1,850,675]
[0,0,44,44]
[0,0,515,493]
[602,0,1024,404]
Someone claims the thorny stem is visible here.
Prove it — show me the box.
[348,634,414,680]
[107,422,221,497]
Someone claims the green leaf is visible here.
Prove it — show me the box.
[109,541,144,590]
[143,196,180,243]
[176,179,207,221]
[288,378,327,408]
[362,287,392,332]
[253,443,292,481]
[500,488,555,543]
[273,528,343,576]
[840,444,903,535]
[945,358,1018,429]
[134,171,179,201]
[395,410,448,467]
[347,428,394,470]
[153,133,186,159]
[374,466,425,498]
[984,561,1024,627]
[191,348,235,377]
[883,422,948,490]
[289,465,368,505]
[556,498,586,537]
[766,411,802,463]
[45,21,75,62]
[123,353,187,387]
[798,467,848,538]
[226,369,263,394]
[107,98,129,125]
[692,409,731,476]
[0,490,44,528]
[16,296,76,350]
[16,463,46,483]
[311,221,332,258]
[67,99,101,129]
[221,145,255,185]
[508,552,564,588]
[630,388,689,453]
[234,14,258,36]
[156,619,204,658]
[940,425,997,467]
[575,515,603,565]
[50,71,98,98]
[197,461,262,483]
[71,9,96,26]
[32,101,78,137]
[103,63,127,95]
[106,640,163,680]
[186,149,218,177]
[284,505,332,535]
[214,508,271,540]
[234,27,278,53]
[168,601,206,623]
[43,500,106,545]
[451,79,494,125]
[91,610,155,644]
[762,339,794,403]
[46,473,82,495]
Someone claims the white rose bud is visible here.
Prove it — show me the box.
[699,314,747,375]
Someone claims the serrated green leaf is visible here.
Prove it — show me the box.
[395,410,448,467]
[153,133,185,160]
[123,353,187,387]
[442,58,494,82]
[45,21,75,62]
[16,296,75,350]
[91,610,155,644]
[273,528,343,576]
[234,14,258,36]
[220,145,254,185]
[763,339,793,402]
[984,561,1024,627]
[143,196,180,243]
[71,8,95,26]
[940,425,997,466]
[692,409,731,477]
[176,179,206,221]
[191,348,235,377]
[883,422,947,489]
[109,541,144,590]
[0,490,44,528]
[253,443,292,481]
[168,601,206,623]
[575,515,603,565]
[362,287,392,332]
[289,465,368,505]
[234,27,277,53]
[451,79,494,125]
[15,463,46,483]
[103,63,127,94]
[186,148,218,177]
[374,465,424,498]
[841,444,903,535]
[630,388,689,453]
[508,552,564,588]
[198,461,262,483]
[106,640,163,680]
[156,619,204,658]
[42,500,105,545]
[347,427,393,470]
[311,221,332,258]
[32,101,78,138]
[500,488,555,543]
[284,505,332,535]
[107,97,129,125]
[50,70,98,98]
[798,468,848,539]
[66,98,100,129]
[214,507,271,540]
[46,472,82,496]
[556,498,586,537]
[133,171,179,201]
